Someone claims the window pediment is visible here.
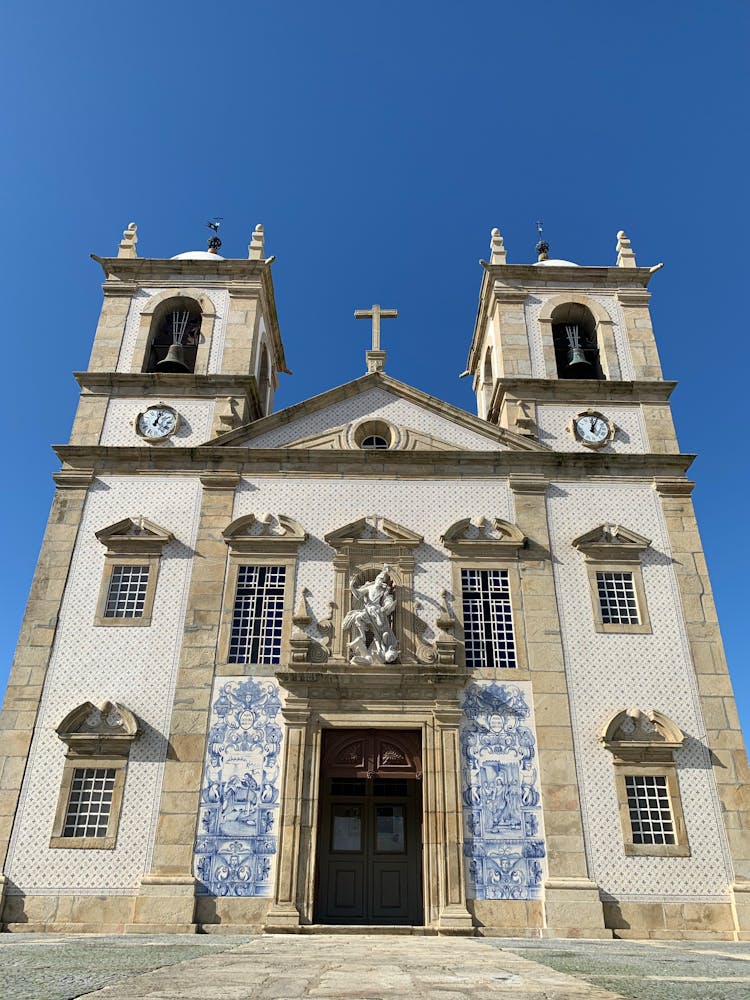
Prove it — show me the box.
[441,517,525,557]
[56,700,140,757]
[222,513,307,554]
[573,523,651,563]
[325,515,423,549]
[601,707,683,762]
[95,517,173,555]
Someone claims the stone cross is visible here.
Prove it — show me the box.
[354,304,398,373]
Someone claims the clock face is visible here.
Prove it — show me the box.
[136,405,179,441]
[573,411,612,447]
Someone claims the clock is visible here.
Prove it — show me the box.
[135,404,180,442]
[571,410,614,449]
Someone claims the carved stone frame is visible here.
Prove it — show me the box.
[217,514,307,670]
[441,517,527,671]
[50,701,140,851]
[573,524,652,635]
[323,516,423,663]
[601,708,690,858]
[94,517,174,627]
[134,289,217,376]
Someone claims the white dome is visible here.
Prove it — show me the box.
[170,250,225,261]
[533,258,579,267]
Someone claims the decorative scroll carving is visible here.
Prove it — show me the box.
[321,729,421,779]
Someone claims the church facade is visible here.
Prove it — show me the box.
[1,222,748,939]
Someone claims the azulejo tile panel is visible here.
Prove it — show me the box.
[461,681,545,900]
[194,677,284,897]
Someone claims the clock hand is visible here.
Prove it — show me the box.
[590,418,597,432]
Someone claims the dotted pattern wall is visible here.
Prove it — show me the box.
[245,387,506,451]
[234,477,514,638]
[524,292,635,381]
[546,481,733,902]
[536,404,649,453]
[5,476,202,894]
[100,399,216,447]
[115,287,229,375]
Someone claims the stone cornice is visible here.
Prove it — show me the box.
[53,444,695,481]
[492,378,677,408]
[91,255,271,283]
[74,372,260,397]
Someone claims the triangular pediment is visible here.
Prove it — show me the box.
[95,516,173,553]
[325,515,423,548]
[204,373,548,453]
[573,523,651,561]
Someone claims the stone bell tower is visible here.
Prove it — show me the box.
[465,227,679,457]
[69,222,287,450]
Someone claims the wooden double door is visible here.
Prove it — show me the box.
[315,730,423,926]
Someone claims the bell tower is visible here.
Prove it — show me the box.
[465,228,678,456]
[69,222,287,449]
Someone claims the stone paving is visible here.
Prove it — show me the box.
[1,933,750,1000]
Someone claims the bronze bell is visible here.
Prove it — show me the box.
[566,346,593,376]
[156,343,192,373]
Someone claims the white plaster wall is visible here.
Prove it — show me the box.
[546,481,733,902]
[5,476,201,894]
[116,287,229,374]
[233,477,514,639]
[100,399,216,447]
[245,387,505,451]
[536,404,648,453]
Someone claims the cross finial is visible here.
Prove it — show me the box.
[354,303,398,373]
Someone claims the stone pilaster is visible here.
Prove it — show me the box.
[510,475,610,938]
[127,472,239,934]
[0,472,92,924]
[266,700,312,930]
[655,478,750,939]
[432,705,474,932]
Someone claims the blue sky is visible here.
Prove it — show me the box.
[1,2,749,732]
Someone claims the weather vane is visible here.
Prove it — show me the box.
[535,219,549,261]
[207,216,223,252]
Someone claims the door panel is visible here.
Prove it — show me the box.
[316,773,422,925]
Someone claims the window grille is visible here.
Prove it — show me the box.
[229,565,286,664]
[104,564,150,618]
[596,571,639,625]
[461,568,516,668]
[625,774,675,845]
[62,767,117,838]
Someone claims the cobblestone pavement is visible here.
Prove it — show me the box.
[492,938,750,1000]
[1,933,749,1000]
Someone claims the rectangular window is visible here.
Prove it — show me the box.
[461,568,516,668]
[596,571,639,626]
[625,774,675,845]
[62,767,117,838]
[103,564,150,619]
[228,564,286,664]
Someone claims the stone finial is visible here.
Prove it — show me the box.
[248,223,265,260]
[616,229,637,268]
[117,222,138,259]
[490,228,507,265]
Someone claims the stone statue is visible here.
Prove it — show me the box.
[343,565,399,665]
